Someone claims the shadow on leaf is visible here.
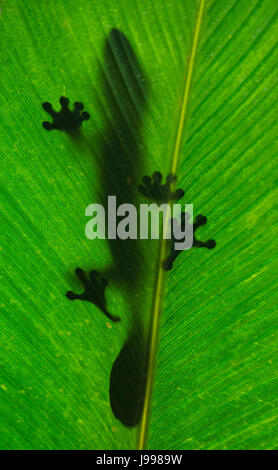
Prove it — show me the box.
[101,28,148,427]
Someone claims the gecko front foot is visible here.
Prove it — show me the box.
[42,97,90,132]
[66,268,120,322]
[138,172,184,202]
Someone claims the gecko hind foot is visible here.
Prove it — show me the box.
[162,213,216,270]
[66,268,120,322]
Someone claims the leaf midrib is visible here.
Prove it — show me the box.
[137,0,206,450]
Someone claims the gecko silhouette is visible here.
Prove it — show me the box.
[42,30,216,429]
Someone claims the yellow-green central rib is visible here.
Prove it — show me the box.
[137,0,205,450]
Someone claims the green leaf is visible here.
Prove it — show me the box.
[0,0,277,450]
